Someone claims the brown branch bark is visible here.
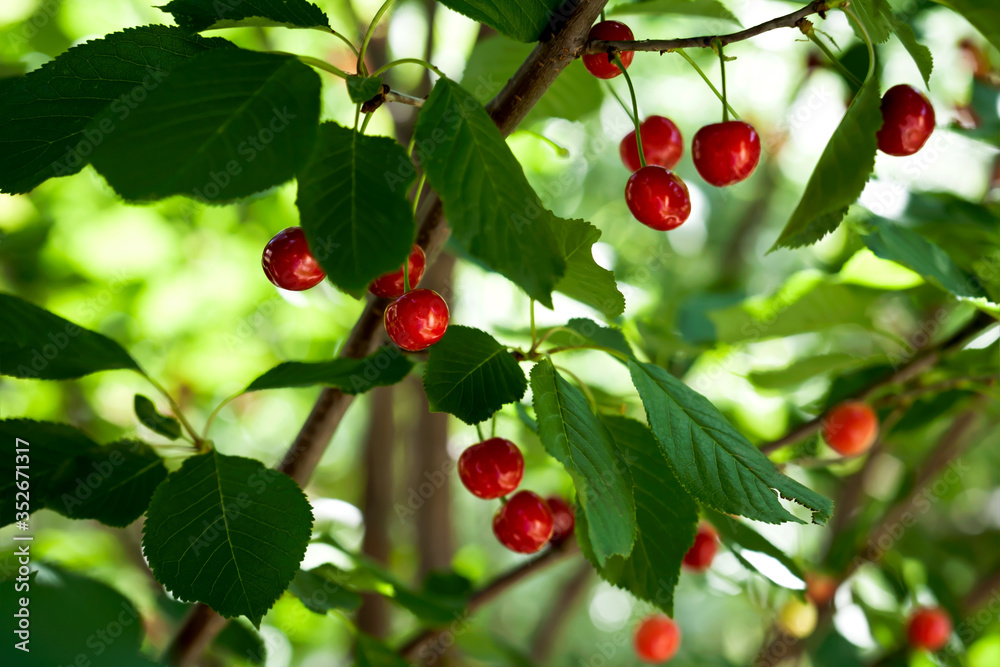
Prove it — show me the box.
[965,568,1000,613]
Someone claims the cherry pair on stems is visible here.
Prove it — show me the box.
[457,437,574,553]
[262,229,449,351]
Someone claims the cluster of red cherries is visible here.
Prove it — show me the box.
[581,20,936,233]
[261,229,450,351]
[457,436,575,553]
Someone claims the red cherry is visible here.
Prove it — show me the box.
[383,288,449,352]
[583,21,634,79]
[620,116,684,173]
[907,607,952,651]
[805,573,839,607]
[682,523,718,572]
[634,615,681,663]
[492,491,554,554]
[368,244,427,298]
[546,497,575,542]
[458,438,524,499]
[822,402,879,457]
[877,84,935,156]
[625,166,691,231]
[692,120,761,187]
[261,227,325,291]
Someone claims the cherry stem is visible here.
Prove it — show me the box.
[529,300,537,349]
[514,129,570,157]
[360,112,374,134]
[612,54,645,169]
[605,82,634,122]
[545,343,630,363]
[201,391,241,440]
[325,28,361,57]
[476,423,485,441]
[491,412,497,437]
[279,53,349,79]
[358,0,396,76]
[675,49,740,120]
[552,363,598,412]
[144,374,204,449]
[805,27,863,88]
[715,39,729,122]
[841,6,876,86]
[373,57,445,78]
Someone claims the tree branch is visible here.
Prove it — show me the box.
[584,0,829,55]
[530,561,592,663]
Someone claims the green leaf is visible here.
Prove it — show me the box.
[578,416,698,615]
[610,0,741,25]
[296,122,416,294]
[90,49,321,203]
[850,0,933,85]
[356,633,410,667]
[246,346,413,394]
[289,565,363,614]
[771,63,881,249]
[530,359,636,565]
[422,326,527,424]
[0,293,141,379]
[932,0,1000,53]
[0,419,98,526]
[415,78,566,306]
[162,0,331,31]
[436,0,563,42]
[543,318,636,361]
[134,394,182,440]
[347,75,384,103]
[460,36,603,123]
[142,451,314,627]
[748,353,875,390]
[0,26,231,194]
[551,218,625,317]
[891,21,933,88]
[47,440,168,527]
[702,508,806,583]
[862,217,988,299]
[0,566,146,665]
[627,360,833,525]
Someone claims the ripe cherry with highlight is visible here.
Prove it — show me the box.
[369,244,426,298]
[634,615,681,664]
[546,497,575,543]
[907,607,952,651]
[620,116,684,173]
[261,226,325,291]
[805,573,838,607]
[822,401,879,457]
[682,523,718,572]
[625,166,691,230]
[383,288,449,352]
[877,85,935,156]
[492,491,554,554]
[458,438,524,500]
[692,120,761,186]
[583,21,634,79]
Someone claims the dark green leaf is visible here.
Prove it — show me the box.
[891,21,933,87]
[347,75,384,103]
[551,218,625,317]
[356,633,410,667]
[0,26,231,194]
[47,440,168,527]
[610,0,741,25]
[423,326,527,424]
[771,64,881,249]
[289,565,363,614]
[436,0,563,42]
[415,78,566,306]
[862,217,988,299]
[578,416,698,615]
[90,49,321,203]
[530,359,636,565]
[932,0,1000,53]
[628,360,833,525]
[0,566,146,665]
[142,451,314,627]
[461,36,603,123]
[749,353,874,390]
[296,122,416,294]
[0,293,141,379]
[162,0,331,31]
[247,346,413,394]
[702,508,806,582]
[134,394,182,439]
[543,318,636,361]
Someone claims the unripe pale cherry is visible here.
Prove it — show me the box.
[682,523,718,571]
[369,244,426,298]
[620,116,684,173]
[691,120,761,187]
[261,226,325,291]
[546,497,576,543]
[582,21,634,79]
[822,401,879,456]
[492,491,554,554]
[383,288,449,352]
[634,615,681,663]
[877,85,935,156]
[907,607,952,651]
[458,438,524,499]
[625,166,691,231]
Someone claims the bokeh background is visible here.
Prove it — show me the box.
[1,0,999,665]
